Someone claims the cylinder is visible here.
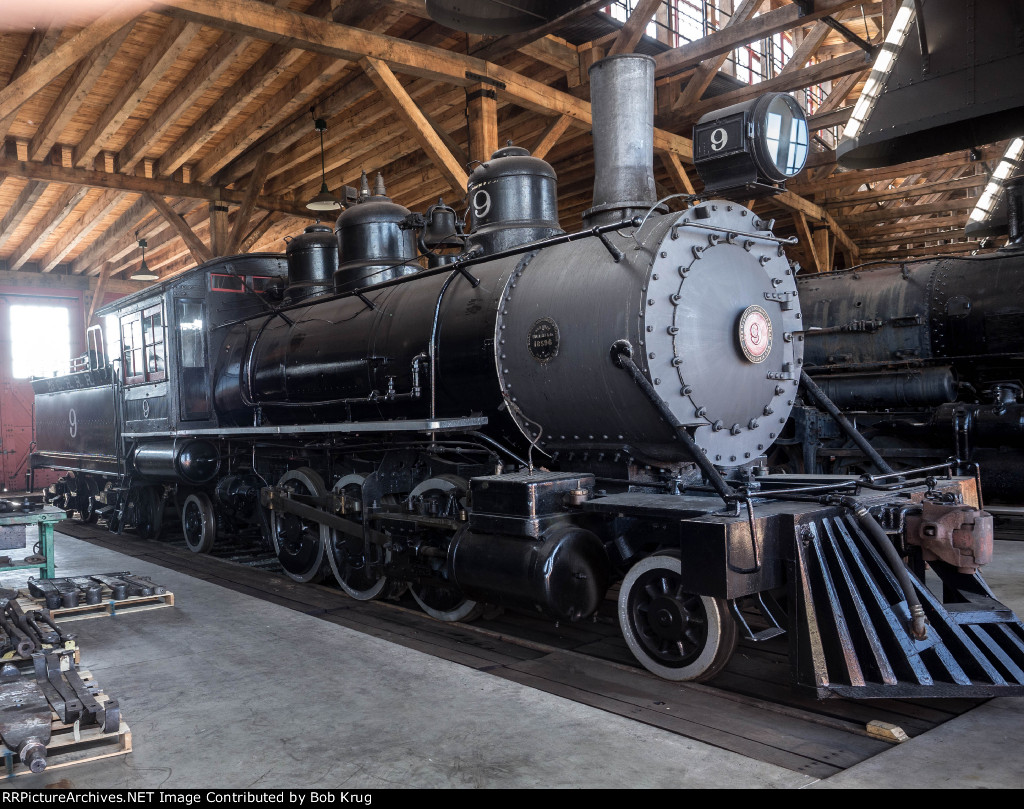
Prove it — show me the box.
[585,54,657,226]
[812,367,958,408]
[133,440,220,484]
[450,524,610,621]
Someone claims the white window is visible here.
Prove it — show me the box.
[9,305,71,379]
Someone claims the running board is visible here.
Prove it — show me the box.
[792,512,1024,698]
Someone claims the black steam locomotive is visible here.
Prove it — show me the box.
[31,55,1024,698]
[792,235,1024,502]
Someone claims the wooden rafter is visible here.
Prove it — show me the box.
[607,0,664,57]
[530,115,574,161]
[0,158,310,218]
[28,23,134,163]
[361,56,469,198]
[654,0,865,79]
[227,152,272,255]
[671,0,763,112]
[39,189,126,273]
[0,9,137,122]
[147,193,213,265]
[75,18,202,169]
[7,185,90,271]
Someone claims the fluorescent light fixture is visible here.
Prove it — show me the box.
[968,137,1024,224]
[842,0,917,142]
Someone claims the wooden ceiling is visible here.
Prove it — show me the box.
[0,0,1006,305]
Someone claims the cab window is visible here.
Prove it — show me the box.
[120,302,166,385]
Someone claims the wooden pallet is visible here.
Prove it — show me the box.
[17,589,174,622]
[1,671,131,779]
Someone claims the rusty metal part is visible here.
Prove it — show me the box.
[0,664,51,773]
[906,502,994,574]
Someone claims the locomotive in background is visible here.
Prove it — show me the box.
[29,55,1024,699]
[791,179,1024,502]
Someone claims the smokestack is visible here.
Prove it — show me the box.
[584,54,657,226]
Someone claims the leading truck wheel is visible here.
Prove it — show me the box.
[270,468,328,583]
[618,552,737,681]
[182,493,216,554]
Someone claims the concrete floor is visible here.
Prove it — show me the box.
[2,534,1023,789]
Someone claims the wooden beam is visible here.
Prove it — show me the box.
[0,157,311,218]
[0,26,61,140]
[86,263,114,327]
[28,23,134,163]
[466,83,499,165]
[658,150,696,195]
[195,0,410,184]
[227,152,273,254]
[779,20,832,75]
[791,211,823,273]
[790,144,1006,197]
[812,69,864,116]
[861,241,995,260]
[671,0,763,112]
[654,0,865,78]
[117,32,250,173]
[0,181,45,251]
[362,56,468,198]
[239,211,284,253]
[39,189,126,273]
[72,196,156,276]
[808,106,853,132]
[530,114,574,160]
[824,173,986,209]
[7,185,90,271]
[147,193,214,265]
[849,214,967,237]
[681,51,870,125]
[157,3,329,178]
[157,0,694,161]
[75,18,201,169]
[839,197,978,226]
[771,189,859,264]
[607,0,663,56]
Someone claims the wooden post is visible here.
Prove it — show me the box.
[466,82,498,164]
[209,201,229,257]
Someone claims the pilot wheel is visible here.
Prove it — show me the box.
[618,551,737,681]
[181,492,217,554]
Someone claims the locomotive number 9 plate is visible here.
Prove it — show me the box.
[738,304,773,363]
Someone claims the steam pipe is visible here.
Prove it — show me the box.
[840,496,928,640]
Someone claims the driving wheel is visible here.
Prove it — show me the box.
[270,467,329,583]
[407,476,483,622]
[327,474,395,600]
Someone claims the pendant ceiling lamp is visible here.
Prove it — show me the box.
[307,111,341,212]
[129,236,158,282]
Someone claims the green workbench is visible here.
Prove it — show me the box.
[0,506,66,580]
